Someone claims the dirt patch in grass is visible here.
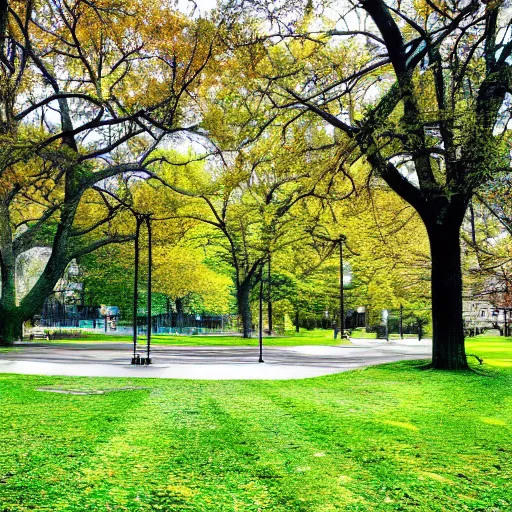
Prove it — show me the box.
[36,386,147,395]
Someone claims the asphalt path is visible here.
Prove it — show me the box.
[0,338,432,380]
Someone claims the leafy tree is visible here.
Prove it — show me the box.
[270,174,431,331]
[79,243,135,318]
[339,186,431,314]
[462,191,512,310]
[149,119,351,336]
[223,0,512,368]
[79,239,233,321]
[0,0,224,343]
[152,245,232,316]
[271,232,340,331]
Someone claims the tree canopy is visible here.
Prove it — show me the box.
[1,0,511,372]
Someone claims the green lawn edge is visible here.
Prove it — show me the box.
[0,338,511,511]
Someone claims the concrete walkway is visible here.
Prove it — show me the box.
[0,338,432,380]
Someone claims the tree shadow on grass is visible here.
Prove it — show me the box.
[410,358,502,378]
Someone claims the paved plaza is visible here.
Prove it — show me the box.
[0,338,432,380]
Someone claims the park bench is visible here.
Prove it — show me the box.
[28,329,49,341]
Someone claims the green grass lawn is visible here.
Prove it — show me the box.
[465,335,512,367]
[0,337,511,511]
[38,328,349,347]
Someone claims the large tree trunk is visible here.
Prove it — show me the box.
[0,211,21,345]
[0,308,23,345]
[237,282,252,338]
[427,221,468,370]
[0,266,70,345]
[175,297,184,332]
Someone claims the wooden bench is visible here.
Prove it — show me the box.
[28,329,49,341]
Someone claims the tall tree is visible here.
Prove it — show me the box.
[152,246,232,316]
[149,122,353,337]
[462,186,512,310]
[225,0,512,368]
[0,0,223,344]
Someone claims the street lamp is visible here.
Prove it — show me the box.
[399,304,403,339]
[132,213,152,365]
[146,214,152,363]
[267,255,272,335]
[339,235,346,338]
[308,230,351,340]
[258,264,264,363]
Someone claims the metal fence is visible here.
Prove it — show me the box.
[39,302,102,328]
[138,312,236,334]
[39,301,237,334]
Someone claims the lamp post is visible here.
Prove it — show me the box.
[267,255,272,335]
[99,304,108,333]
[339,235,346,338]
[258,265,264,363]
[132,215,142,364]
[310,231,351,339]
[131,213,152,365]
[399,304,403,339]
[145,214,152,365]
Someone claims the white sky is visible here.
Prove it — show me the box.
[178,0,219,16]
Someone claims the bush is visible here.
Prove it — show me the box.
[303,317,317,330]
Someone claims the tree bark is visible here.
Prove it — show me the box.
[237,281,252,338]
[0,308,22,345]
[175,297,184,331]
[426,221,468,369]
[0,256,68,345]
[0,202,22,345]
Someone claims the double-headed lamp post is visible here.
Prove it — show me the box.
[132,213,152,365]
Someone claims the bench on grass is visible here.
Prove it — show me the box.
[28,329,49,341]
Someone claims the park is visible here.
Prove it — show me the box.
[1,0,512,510]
